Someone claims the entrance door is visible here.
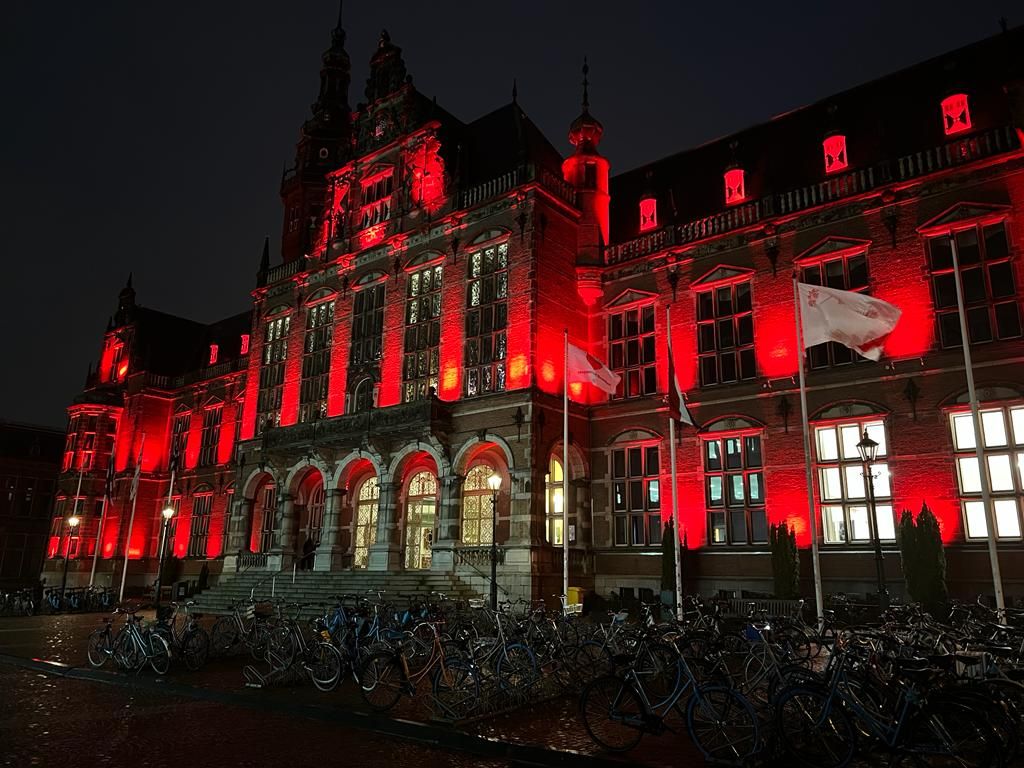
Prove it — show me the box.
[404,471,437,570]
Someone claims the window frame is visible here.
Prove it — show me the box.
[197,406,222,467]
[799,250,871,369]
[299,299,334,423]
[703,431,768,545]
[402,264,443,403]
[696,280,756,387]
[187,493,213,558]
[608,302,657,399]
[464,242,509,397]
[610,442,662,548]
[257,315,291,434]
[461,464,496,546]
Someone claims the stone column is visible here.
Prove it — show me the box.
[314,488,347,572]
[368,479,401,571]
[222,497,251,572]
[431,474,464,572]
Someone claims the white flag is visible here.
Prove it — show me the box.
[567,342,621,395]
[798,282,902,361]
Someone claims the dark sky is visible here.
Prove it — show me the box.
[0,1,1013,428]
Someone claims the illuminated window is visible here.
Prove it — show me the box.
[545,456,565,545]
[353,476,379,568]
[941,93,971,136]
[928,223,1020,348]
[187,493,213,558]
[208,344,219,366]
[359,171,393,230]
[461,465,496,545]
[611,444,661,547]
[814,419,894,544]
[404,471,438,570]
[639,197,658,232]
[823,134,848,174]
[950,406,1024,540]
[724,168,746,205]
[299,301,334,423]
[198,406,222,467]
[240,334,250,356]
[609,304,656,398]
[350,283,385,367]
[465,243,508,397]
[800,252,870,368]
[63,416,78,472]
[402,264,443,403]
[256,315,290,434]
[170,411,190,470]
[705,433,766,545]
[697,281,755,386]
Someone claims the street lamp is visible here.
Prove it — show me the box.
[487,472,502,610]
[856,430,889,610]
[155,505,175,610]
[60,515,81,607]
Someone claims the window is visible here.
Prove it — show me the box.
[823,134,848,174]
[208,344,219,366]
[404,471,437,570]
[62,417,77,472]
[306,483,326,543]
[928,224,1019,348]
[800,252,870,368]
[609,304,656,398]
[950,405,1024,539]
[465,243,508,396]
[705,434,767,544]
[79,429,96,471]
[198,407,222,467]
[545,456,565,545]
[639,197,657,232]
[170,411,190,470]
[461,465,496,545]
[941,93,971,136]
[815,419,895,544]
[697,281,755,386]
[187,493,213,558]
[257,315,290,433]
[359,171,393,230]
[353,477,379,568]
[250,481,276,553]
[350,284,384,367]
[299,301,334,422]
[611,444,661,547]
[240,334,250,355]
[352,378,375,413]
[724,168,746,205]
[402,264,442,402]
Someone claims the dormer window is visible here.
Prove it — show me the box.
[823,134,849,174]
[240,334,250,355]
[724,168,746,205]
[639,197,657,232]
[359,171,393,231]
[208,344,219,366]
[941,93,971,136]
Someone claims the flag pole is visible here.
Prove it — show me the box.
[89,496,107,588]
[119,434,144,603]
[793,277,825,624]
[563,329,570,603]
[950,236,1005,613]
[666,307,684,621]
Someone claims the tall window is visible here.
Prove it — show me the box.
[611,444,661,547]
[250,481,276,553]
[198,407,222,467]
[461,465,496,545]
[359,171,393,230]
[815,419,894,544]
[609,304,656,398]
[350,284,385,366]
[404,471,437,570]
[257,316,290,433]
[705,434,766,544]
[353,476,379,568]
[299,301,334,422]
[170,411,190,469]
[402,264,442,403]
[545,456,564,545]
[928,223,1020,348]
[187,493,213,558]
[464,244,509,396]
[306,483,326,543]
[63,417,78,471]
[698,282,755,386]
[800,253,870,368]
[79,430,96,470]
[950,405,1024,539]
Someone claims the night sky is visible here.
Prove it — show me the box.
[0,1,1013,428]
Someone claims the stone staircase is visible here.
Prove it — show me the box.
[192,569,482,615]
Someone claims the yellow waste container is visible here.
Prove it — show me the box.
[567,586,584,605]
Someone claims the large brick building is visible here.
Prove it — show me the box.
[43,17,1024,603]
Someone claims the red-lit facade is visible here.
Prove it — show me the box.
[44,21,1024,602]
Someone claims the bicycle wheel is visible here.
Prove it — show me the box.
[87,629,112,668]
[209,617,239,656]
[633,642,682,708]
[575,641,611,683]
[147,633,171,675]
[432,658,481,720]
[894,699,1002,768]
[496,643,538,694]
[307,642,343,693]
[358,650,405,712]
[775,686,856,768]
[687,684,760,762]
[113,630,143,672]
[181,628,210,672]
[265,625,297,670]
[579,675,645,752]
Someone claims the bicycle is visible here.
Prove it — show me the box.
[263,602,344,692]
[156,601,210,671]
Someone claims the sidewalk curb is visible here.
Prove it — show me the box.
[0,653,647,768]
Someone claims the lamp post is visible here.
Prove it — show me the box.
[487,472,502,610]
[60,515,81,605]
[155,505,175,610]
[856,430,889,610]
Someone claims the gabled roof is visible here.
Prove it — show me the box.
[460,102,564,186]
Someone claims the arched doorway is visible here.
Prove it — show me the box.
[249,475,277,553]
[404,470,437,570]
[294,469,326,568]
[353,475,379,568]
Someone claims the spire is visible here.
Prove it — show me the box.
[313,1,351,122]
[512,78,518,104]
[568,56,603,150]
[365,29,409,103]
[259,237,270,273]
[117,272,136,318]
[334,0,344,40]
[581,56,590,112]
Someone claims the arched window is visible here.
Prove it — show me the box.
[250,480,276,553]
[307,484,326,544]
[352,378,374,413]
[353,477,379,568]
[404,471,437,569]
[545,456,564,545]
[187,491,213,558]
[461,465,495,545]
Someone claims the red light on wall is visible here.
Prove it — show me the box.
[116,360,129,380]
[639,197,657,232]
[724,168,746,205]
[240,334,250,355]
[359,223,387,250]
[823,134,848,174]
[208,344,219,365]
[941,93,971,136]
